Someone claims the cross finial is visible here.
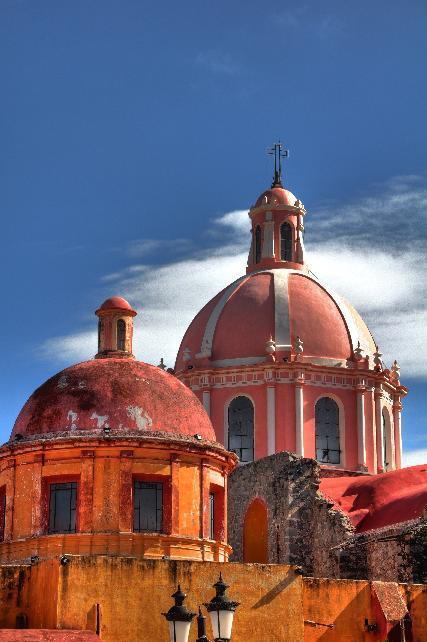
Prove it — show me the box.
[267,141,289,188]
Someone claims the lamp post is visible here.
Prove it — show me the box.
[163,585,196,642]
[196,607,210,642]
[204,573,240,642]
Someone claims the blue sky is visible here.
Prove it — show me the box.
[0,0,426,461]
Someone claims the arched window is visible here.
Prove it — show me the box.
[228,396,254,463]
[382,409,389,471]
[254,226,262,263]
[315,397,340,464]
[243,499,268,563]
[280,222,293,261]
[117,319,126,351]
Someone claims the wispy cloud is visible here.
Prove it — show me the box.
[195,50,240,76]
[275,7,345,39]
[39,175,427,379]
[403,449,427,467]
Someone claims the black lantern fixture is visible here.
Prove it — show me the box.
[204,574,240,642]
[195,606,211,642]
[163,585,196,642]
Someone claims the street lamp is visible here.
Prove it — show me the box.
[204,573,240,642]
[196,607,210,642]
[163,585,196,642]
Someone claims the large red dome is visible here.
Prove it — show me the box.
[176,269,376,369]
[12,359,215,441]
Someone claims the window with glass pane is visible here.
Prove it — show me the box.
[382,410,388,470]
[280,222,292,261]
[228,396,254,463]
[48,482,77,534]
[133,481,163,533]
[209,492,215,540]
[315,398,340,464]
[254,226,262,263]
[117,319,126,351]
[0,487,5,542]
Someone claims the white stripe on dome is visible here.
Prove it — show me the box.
[197,274,250,358]
[272,270,291,348]
[197,267,373,361]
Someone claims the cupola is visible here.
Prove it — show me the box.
[95,296,137,359]
[247,142,306,273]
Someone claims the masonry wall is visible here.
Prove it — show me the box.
[228,451,427,583]
[228,451,352,576]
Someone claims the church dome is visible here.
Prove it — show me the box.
[12,358,216,441]
[254,186,297,208]
[97,296,136,314]
[176,270,376,369]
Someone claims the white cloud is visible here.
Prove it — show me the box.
[402,449,427,467]
[39,176,427,378]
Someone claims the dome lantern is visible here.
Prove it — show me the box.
[95,296,137,359]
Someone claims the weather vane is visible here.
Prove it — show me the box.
[267,141,289,188]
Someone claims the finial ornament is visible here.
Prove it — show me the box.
[373,345,383,371]
[354,341,364,361]
[294,336,304,354]
[265,335,276,355]
[267,141,289,188]
[158,358,167,370]
[391,359,401,381]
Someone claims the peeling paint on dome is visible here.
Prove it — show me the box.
[127,406,152,430]
[67,410,78,430]
[90,412,109,429]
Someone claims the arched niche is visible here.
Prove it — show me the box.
[315,397,341,465]
[227,395,254,463]
[243,498,268,563]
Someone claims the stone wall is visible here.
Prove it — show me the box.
[228,451,427,583]
[228,452,353,576]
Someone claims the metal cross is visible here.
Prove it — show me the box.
[267,141,289,188]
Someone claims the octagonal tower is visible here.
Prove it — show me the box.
[0,298,236,563]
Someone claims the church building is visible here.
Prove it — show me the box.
[0,149,425,642]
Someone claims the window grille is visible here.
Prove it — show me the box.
[209,492,215,540]
[133,481,163,533]
[254,226,262,263]
[0,488,5,542]
[117,319,126,351]
[228,396,254,463]
[48,482,77,534]
[315,398,340,464]
[280,222,292,261]
[382,410,389,470]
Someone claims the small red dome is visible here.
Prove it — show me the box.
[176,271,376,369]
[97,296,136,315]
[254,187,297,208]
[12,359,215,442]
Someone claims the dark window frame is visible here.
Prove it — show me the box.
[228,395,255,464]
[254,226,262,264]
[315,397,341,465]
[133,479,164,533]
[117,318,126,351]
[280,221,293,261]
[0,486,6,542]
[48,480,78,535]
[209,492,215,540]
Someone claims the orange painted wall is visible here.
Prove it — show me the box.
[0,440,234,563]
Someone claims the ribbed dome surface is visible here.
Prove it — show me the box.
[176,270,376,369]
[12,359,215,441]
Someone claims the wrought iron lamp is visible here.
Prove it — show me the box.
[204,573,240,641]
[163,585,196,642]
